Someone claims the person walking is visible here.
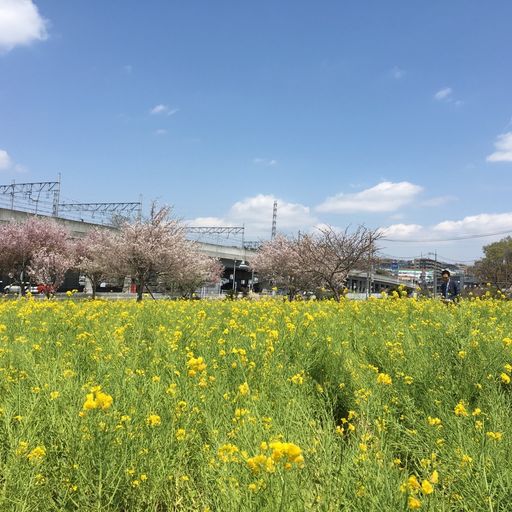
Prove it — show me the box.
[440,269,460,302]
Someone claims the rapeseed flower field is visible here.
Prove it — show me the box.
[0,297,511,511]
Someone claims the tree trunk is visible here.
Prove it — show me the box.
[136,276,144,302]
[20,269,26,297]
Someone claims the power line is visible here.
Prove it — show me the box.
[382,228,512,243]
[379,251,479,264]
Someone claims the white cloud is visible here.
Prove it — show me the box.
[487,132,512,163]
[149,104,179,116]
[316,181,423,214]
[0,0,48,53]
[253,158,277,167]
[231,194,315,232]
[123,64,133,74]
[433,212,512,234]
[14,163,27,173]
[187,217,231,228]
[420,195,456,207]
[434,87,453,101]
[0,149,12,170]
[154,128,167,135]
[391,66,406,79]
[381,223,424,240]
[188,194,316,239]
[150,104,167,114]
[0,149,27,173]
[383,212,512,242]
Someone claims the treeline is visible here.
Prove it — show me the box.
[0,206,222,301]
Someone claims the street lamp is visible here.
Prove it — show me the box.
[424,251,438,298]
[232,260,250,292]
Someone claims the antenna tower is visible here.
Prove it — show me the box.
[271,200,277,239]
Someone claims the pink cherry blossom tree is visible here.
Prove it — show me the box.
[112,205,191,301]
[298,226,380,301]
[27,248,74,298]
[0,217,71,295]
[73,228,117,299]
[251,234,313,299]
[163,247,224,297]
[252,226,380,301]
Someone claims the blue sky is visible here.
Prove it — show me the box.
[1,0,512,261]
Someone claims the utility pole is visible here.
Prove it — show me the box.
[53,173,61,217]
[366,238,372,299]
[433,251,438,298]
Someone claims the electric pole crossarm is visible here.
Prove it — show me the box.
[0,181,60,195]
[187,226,244,235]
[58,202,142,214]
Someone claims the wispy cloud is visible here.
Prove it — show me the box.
[420,195,457,207]
[154,129,167,136]
[390,66,406,80]
[0,149,26,173]
[149,104,179,116]
[487,132,512,163]
[433,87,464,107]
[316,181,423,214]
[123,64,133,74]
[0,0,48,53]
[0,149,12,170]
[253,158,277,167]
[434,87,453,101]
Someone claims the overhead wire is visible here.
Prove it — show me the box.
[382,228,512,243]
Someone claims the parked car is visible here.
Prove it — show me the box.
[97,282,124,293]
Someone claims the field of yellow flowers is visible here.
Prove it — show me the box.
[0,297,511,511]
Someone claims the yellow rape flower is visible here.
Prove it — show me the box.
[407,475,420,491]
[290,372,305,385]
[147,414,161,427]
[83,393,96,410]
[27,446,46,462]
[454,401,468,417]
[408,496,421,509]
[16,441,29,456]
[246,454,275,474]
[421,479,433,495]
[187,356,207,377]
[269,441,304,468]
[82,389,113,411]
[238,382,250,396]
[377,373,392,385]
